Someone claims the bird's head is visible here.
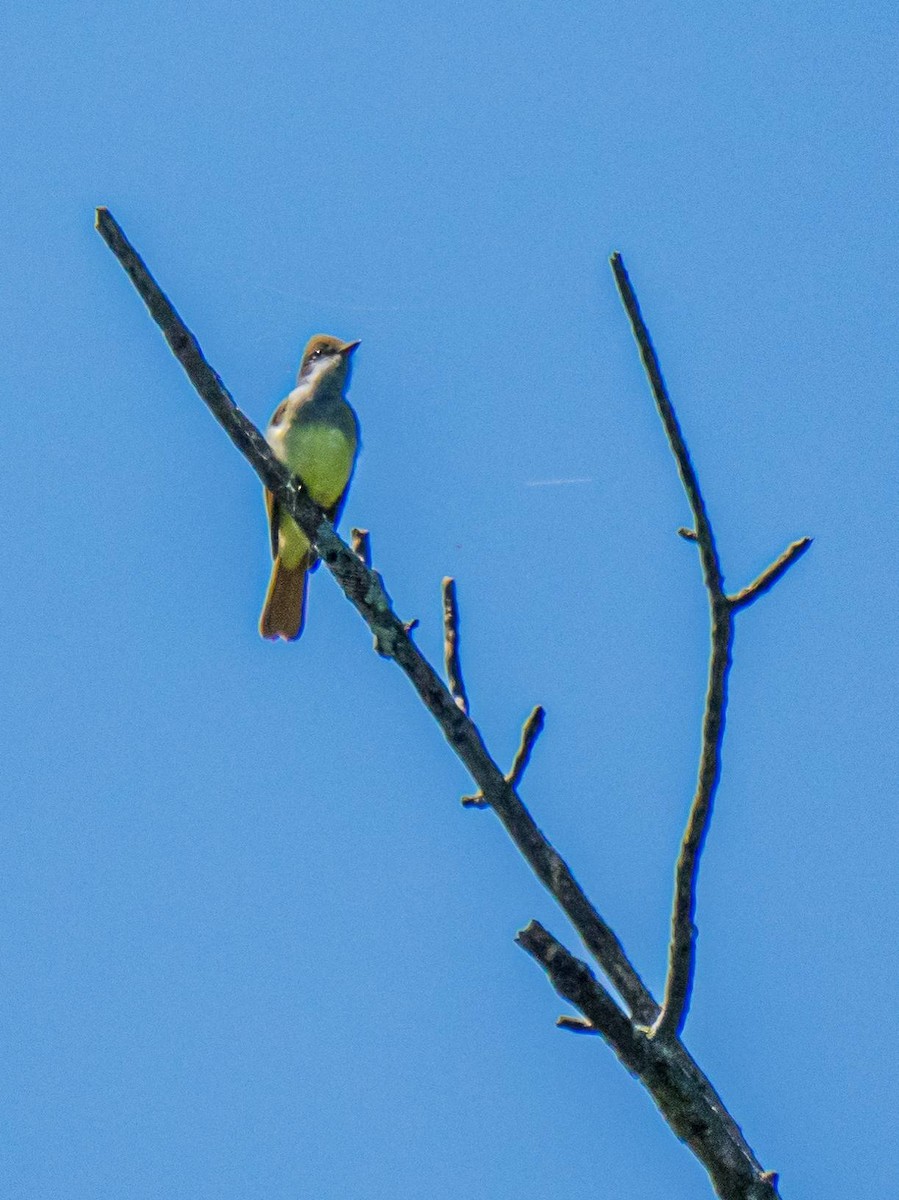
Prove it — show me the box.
[298,335,360,388]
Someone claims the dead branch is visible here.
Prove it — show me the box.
[96,208,800,1200]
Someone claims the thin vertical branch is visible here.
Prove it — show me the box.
[610,253,810,1042]
[609,255,724,598]
[611,252,733,1040]
[661,594,732,1039]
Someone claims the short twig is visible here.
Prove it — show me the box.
[556,1015,598,1034]
[505,705,546,788]
[460,791,488,808]
[351,527,372,567]
[729,537,812,611]
[467,705,545,807]
[442,577,469,714]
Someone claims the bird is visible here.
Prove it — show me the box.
[259,334,361,640]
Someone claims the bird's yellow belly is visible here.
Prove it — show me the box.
[283,422,354,507]
[276,422,355,569]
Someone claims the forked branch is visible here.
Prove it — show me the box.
[517,921,779,1200]
[611,253,810,1042]
[96,208,790,1199]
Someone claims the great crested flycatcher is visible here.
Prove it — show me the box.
[259,334,361,641]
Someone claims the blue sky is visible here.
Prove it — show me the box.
[2,2,897,1197]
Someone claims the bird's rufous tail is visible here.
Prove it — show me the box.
[259,554,309,640]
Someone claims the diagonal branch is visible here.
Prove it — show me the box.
[95,206,656,1026]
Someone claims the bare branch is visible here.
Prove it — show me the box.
[517,921,781,1200]
[655,596,732,1040]
[506,705,546,788]
[96,209,787,1197]
[96,206,656,1028]
[611,251,733,1040]
[729,537,813,611]
[611,254,811,1046]
[516,921,634,1044]
[442,577,470,714]
[609,253,724,598]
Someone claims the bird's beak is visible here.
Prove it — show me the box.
[340,339,361,356]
